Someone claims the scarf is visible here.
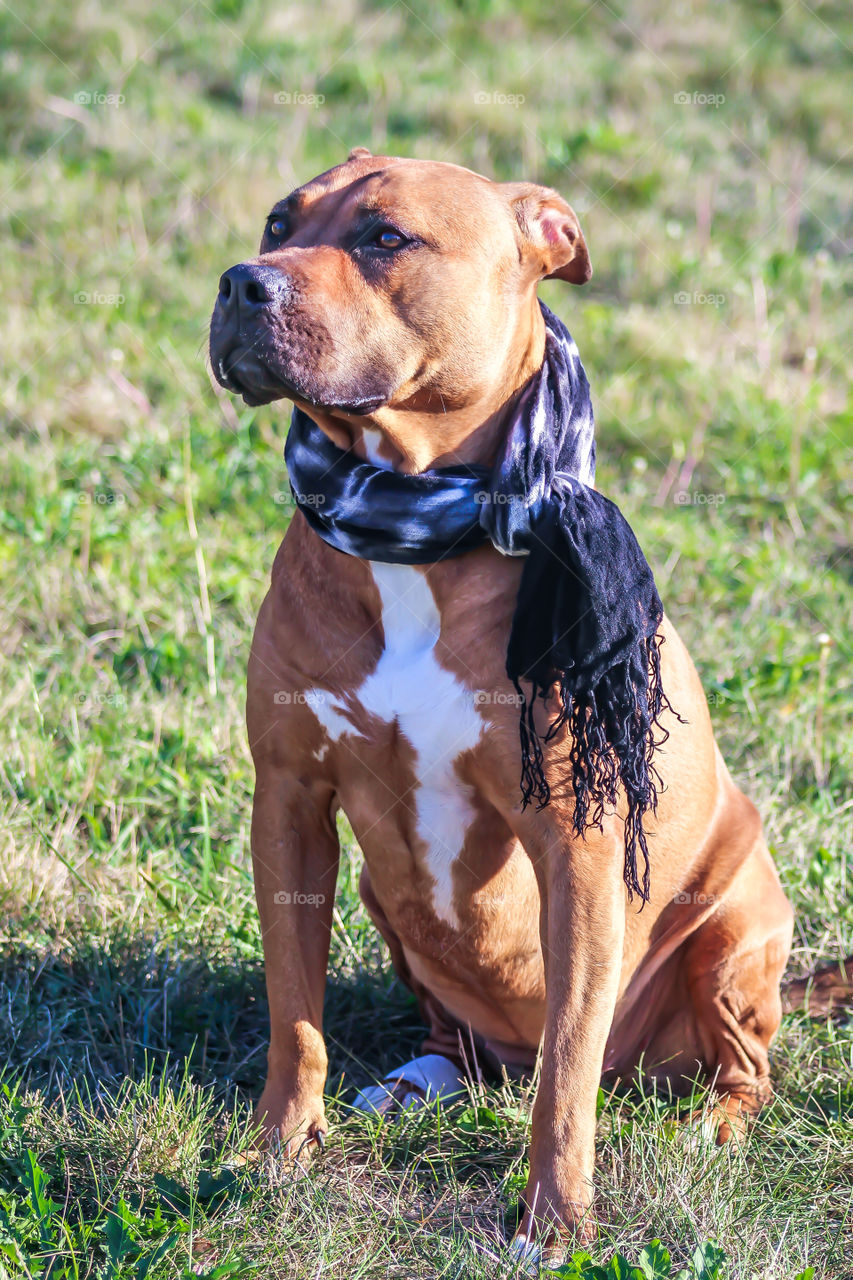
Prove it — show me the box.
[284,303,672,902]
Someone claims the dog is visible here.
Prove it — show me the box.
[209,148,799,1265]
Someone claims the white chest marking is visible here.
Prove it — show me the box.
[362,428,393,469]
[307,563,483,928]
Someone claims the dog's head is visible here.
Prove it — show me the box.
[209,150,590,460]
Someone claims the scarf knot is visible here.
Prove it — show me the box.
[285,302,674,903]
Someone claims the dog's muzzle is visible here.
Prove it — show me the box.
[210,261,294,404]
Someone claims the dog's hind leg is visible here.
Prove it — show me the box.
[676,831,793,1141]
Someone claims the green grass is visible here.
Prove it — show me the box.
[1,0,852,1274]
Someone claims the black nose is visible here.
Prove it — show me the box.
[217,262,290,316]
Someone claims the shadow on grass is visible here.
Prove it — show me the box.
[0,928,427,1105]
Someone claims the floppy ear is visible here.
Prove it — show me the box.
[348,146,373,161]
[503,183,592,285]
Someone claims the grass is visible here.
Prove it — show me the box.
[1,0,852,1274]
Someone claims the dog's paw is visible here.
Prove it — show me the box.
[507,1229,576,1275]
[507,1232,543,1275]
[351,1054,466,1117]
[246,1091,328,1170]
[681,1089,758,1149]
[513,1188,596,1272]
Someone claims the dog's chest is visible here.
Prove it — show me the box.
[309,563,483,928]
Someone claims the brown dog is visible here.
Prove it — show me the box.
[209,149,796,1264]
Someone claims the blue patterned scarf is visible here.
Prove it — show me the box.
[285,303,671,902]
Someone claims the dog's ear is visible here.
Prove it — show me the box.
[348,146,373,161]
[503,183,592,285]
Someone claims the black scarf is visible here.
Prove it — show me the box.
[285,303,672,902]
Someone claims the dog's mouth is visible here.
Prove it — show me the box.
[214,346,292,407]
[213,345,389,416]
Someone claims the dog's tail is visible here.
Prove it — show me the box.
[781,953,853,1016]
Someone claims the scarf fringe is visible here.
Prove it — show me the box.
[514,632,678,905]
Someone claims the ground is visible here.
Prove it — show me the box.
[0,0,851,1275]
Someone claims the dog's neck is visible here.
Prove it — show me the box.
[296,300,547,474]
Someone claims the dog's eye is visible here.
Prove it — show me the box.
[372,227,406,251]
[268,217,287,240]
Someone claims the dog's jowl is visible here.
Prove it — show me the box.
[210,149,794,1266]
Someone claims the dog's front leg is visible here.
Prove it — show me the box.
[250,768,339,1155]
[516,818,626,1259]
